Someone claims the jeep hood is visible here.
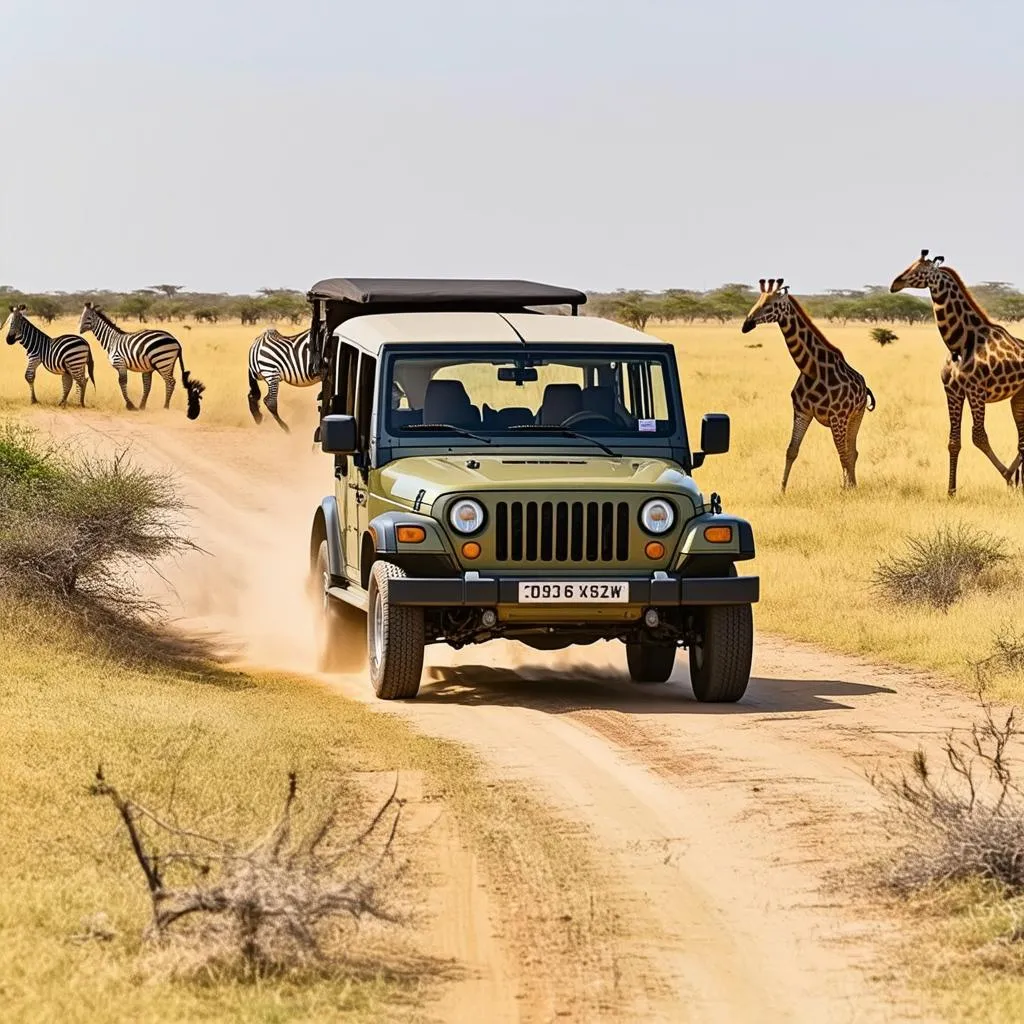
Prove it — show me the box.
[379,455,702,509]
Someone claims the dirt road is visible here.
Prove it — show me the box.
[34,408,975,1023]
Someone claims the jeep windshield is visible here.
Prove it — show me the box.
[385,349,677,440]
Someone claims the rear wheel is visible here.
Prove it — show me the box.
[688,604,753,703]
[626,642,676,684]
[314,540,365,672]
[368,561,425,700]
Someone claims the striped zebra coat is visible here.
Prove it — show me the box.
[247,327,319,432]
[78,303,204,420]
[4,304,95,407]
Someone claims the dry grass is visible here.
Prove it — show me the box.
[4,315,1023,696]
[651,320,1024,697]
[0,593,635,1022]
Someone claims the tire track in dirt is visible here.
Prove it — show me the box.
[28,409,972,1022]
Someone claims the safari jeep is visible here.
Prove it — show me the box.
[306,279,758,701]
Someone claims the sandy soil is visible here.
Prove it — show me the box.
[30,407,982,1023]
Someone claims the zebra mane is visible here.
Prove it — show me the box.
[8,309,51,345]
[90,306,124,332]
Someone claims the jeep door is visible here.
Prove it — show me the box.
[344,350,377,576]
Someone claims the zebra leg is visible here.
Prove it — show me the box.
[115,361,137,410]
[139,371,154,410]
[59,372,73,408]
[75,368,88,407]
[264,375,290,433]
[162,368,176,409]
[25,359,40,404]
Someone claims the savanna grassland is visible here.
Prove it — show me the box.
[5,314,1021,695]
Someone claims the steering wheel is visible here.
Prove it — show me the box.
[560,410,626,429]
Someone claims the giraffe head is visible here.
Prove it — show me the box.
[890,249,945,293]
[3,304,27,345]
[79,302,101,335]
[740,278,790,333]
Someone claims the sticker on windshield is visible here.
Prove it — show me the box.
[638,419,656,432]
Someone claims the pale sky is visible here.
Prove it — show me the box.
[3,0,1023,295]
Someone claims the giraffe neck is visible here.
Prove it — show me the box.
[776,302,833,376]
[15,315,52,357]
[927,269,991,360]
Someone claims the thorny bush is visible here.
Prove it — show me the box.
[875,693,1024,893]
[0,424,196,613]
[873,522,1009,612]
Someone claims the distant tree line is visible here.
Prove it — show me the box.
[5,279,1024,330]
[587,281,1024,330]
[0,284,308,326]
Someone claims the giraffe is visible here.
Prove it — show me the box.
[890,250,1024,495]
[742,278,876,490]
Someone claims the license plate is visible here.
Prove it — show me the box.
[517,581,629,603]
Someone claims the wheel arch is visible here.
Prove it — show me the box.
[311,497,344,579]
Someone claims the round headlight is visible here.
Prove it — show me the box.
[640,498,675,535]
[449,498,485,534]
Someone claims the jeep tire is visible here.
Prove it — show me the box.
[688,604,753,703]
[626,642,676,684]
[368,560,425,700]
[313,540,366,675]
[314,541,365,673]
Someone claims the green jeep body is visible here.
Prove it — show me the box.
[306,279,758,702]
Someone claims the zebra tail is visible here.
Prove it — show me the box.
[87,348,95,386]
[247,367,264,425]
[866,386,876,412]
[178,348,205,421]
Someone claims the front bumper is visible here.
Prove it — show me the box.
[387,573,759,607]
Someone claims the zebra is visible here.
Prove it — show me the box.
[4,304,95,407]
[78,303,204,420]
[247,327,319,432]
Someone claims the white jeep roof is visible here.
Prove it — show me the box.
[334,311,656,355]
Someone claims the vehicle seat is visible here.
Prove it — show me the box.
[423,379,481,428]
[537,383,583,425]
[484,405,534,429]
[390,408,423,430]
[581,385,617,420]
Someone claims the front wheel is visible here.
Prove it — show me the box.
[368,561,425,700]
[626,642,676,683]
[688,604,753,703]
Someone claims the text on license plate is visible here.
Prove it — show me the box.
[517,581,629,603]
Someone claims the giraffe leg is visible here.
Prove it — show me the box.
[264,375,290,433]
[139,371,153,410]
[846,406,866,487]
[781,408,812,492]
[59,371,73,408]
[115,361,137,410]
[162,368,176,409]
[945,387,964,496]
[967,392,1012,482]
[25,359,40,404]
[828,415,854,488]
[1006,388,1024,489]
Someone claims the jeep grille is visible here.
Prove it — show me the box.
[494,500,630,563]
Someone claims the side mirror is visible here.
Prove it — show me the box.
[320,414,357,455]
[691,413,730,469]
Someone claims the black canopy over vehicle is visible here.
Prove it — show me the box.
[307,277,588,431]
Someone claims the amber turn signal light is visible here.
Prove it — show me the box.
[461,541,482,559]
[704,525,733,543]
[644,541,665,559]
[396,525,426,543]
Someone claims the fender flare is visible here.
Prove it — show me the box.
[310,496,345,579]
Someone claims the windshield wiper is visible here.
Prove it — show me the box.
[401,423,492,444]
[508,424,617,457]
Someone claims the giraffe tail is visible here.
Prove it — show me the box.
[865,386,876,412]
